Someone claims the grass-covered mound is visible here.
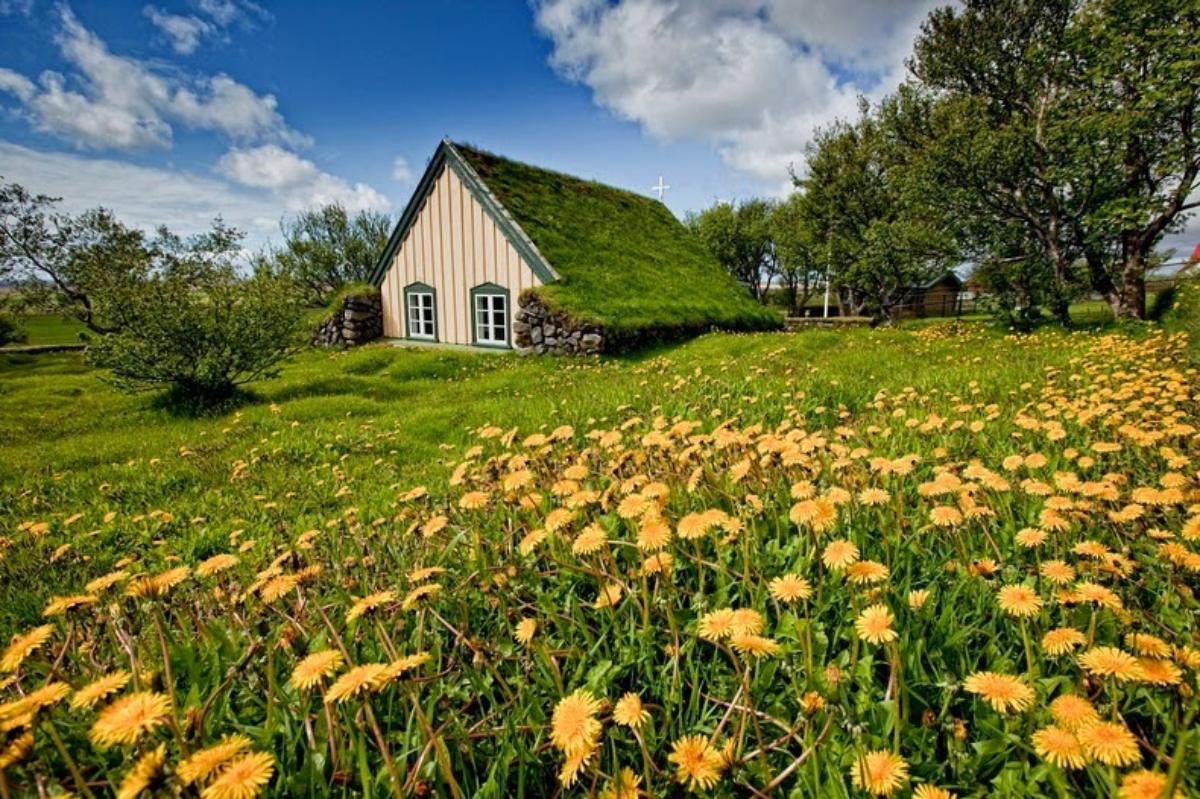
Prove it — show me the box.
[454,143,781,338]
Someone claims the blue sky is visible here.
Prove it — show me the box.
[0,0,966,252]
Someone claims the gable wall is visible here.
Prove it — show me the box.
[380,163,542,345]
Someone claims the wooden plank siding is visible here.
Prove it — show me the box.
[380,163,541,344]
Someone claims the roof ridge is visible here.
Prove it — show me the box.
[450,141,662,208]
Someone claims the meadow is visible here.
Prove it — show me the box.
[0,318,1197,798]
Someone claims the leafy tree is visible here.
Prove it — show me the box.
[0,313,24,347]
[911,0,1200,319]
[799,100,958,320]
[1,180,247,333]
[687,199,776,302]
[85,268,303,404]
[269,204,392,306]
[769,193,824,315]
[1,182,145,333]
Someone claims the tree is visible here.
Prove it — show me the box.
[0,181,245,333]
[85,268,303,403]
[911,0,1200,319]
[799,100,958,320]
[769,193,823,315]
[1,182,146,333]
[687,199,776,302]
[269,204,392,306]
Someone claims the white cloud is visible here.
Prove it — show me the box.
[216,144,390,213]
[391,156,413,184]
[196,0,270,28]
[143,6,214,55]
[0,68,35,102]
[0,140,282,249]
[0,5,307,151]
[534,0,939,185]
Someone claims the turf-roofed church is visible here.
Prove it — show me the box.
[370,140,778,353]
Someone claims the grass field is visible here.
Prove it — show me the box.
[0,321,1197,797]
[0,314,87,347]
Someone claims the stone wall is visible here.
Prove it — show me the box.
[314,290,383,347]
[513,292,604,355]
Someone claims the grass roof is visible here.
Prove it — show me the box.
[453,143,780,335]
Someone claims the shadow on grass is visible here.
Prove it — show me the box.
[150,384,261,418]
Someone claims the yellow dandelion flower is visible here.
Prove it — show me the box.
[89,692,172,748]
[1031,725,1087,769]
[519,529,547,555]
[636,516,672,551]
[324,663,389,703]
[85,570,129,593]
[117,743,165,799]
[550,689,602,754]
[612,693,649,729]
[1049,694,1099,730]
[178,735,253,785]
[855,604,897,645]
[913,787,955,799]
[907,589,931,610]
[1041,627,1087,656]
[1077,721,1140,766]
[641,552,674,575]
[407,566,447,583]
[1,624,54,672]
[929,506,963,527]
[962,672,1034,714]
[697,609,735,643]
[730,634,781,658]
[557,742,597,788]
[196,554,239,577]
[1117,770,1181,799]
[1137,658,1182,686]
[572,524,608,556]
[459,491,489,510]
[290,650,343,691]
[850,750,909,796]
[1078,647,1145,681]
[1015,528,1048,548]
[514,618,537,645]
[70,671,131,710]
[200,751,275,799]
[1039,560,1076,585]
[676,512,714,540]
[400,583,441,610]
[594,582,623,608]
[858,488,889,506]
[668,735,724,791]
[1125,633,1171,658]
[846,560,889,585]
[729,608,764,636]
[997,584,1042,618]
[42,594,98,617]
[379,652,431,684]
[0,731,32,769]
[346,591,395,622]
[822,539,859,570]
[599,766,641,799]
[768,574,812,603]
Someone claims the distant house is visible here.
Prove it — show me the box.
[369,140,777,353]
[893,271,964,319]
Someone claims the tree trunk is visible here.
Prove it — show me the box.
[1050,295,1071,326]
[1107,242,1147,319]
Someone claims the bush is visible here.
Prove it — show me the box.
[0,313,26,347]
[85,271,304,404]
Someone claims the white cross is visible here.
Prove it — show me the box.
[651,175,670,201]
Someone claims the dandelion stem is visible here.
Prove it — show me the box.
[43,721,94,799]
[151,607,189,755]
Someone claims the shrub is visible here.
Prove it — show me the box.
[85,271,304,404]
[0,313,25,347]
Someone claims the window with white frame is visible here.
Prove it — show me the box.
[473,290,508,346]
[406,288,435,339]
